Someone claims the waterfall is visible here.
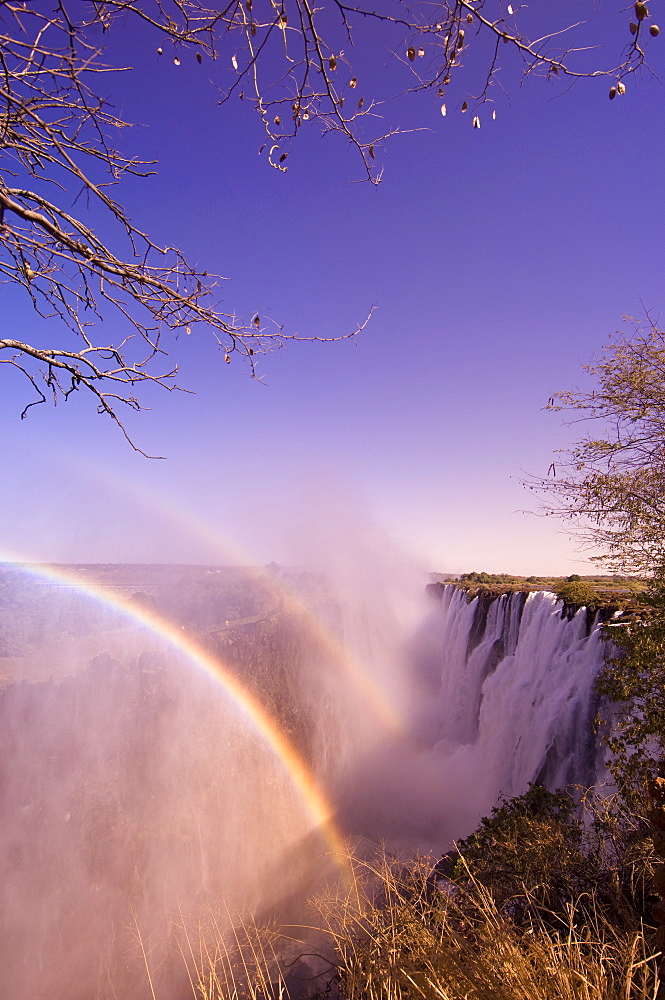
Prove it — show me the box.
[401,585,608,844]
[0,569,613,997]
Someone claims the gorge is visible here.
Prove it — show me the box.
[0,565,612,999]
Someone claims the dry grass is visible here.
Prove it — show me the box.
[310,847,661,1000]
[176,907,294,1000]
[135,842,660,1000]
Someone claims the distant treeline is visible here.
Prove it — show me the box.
[429,571,645,608]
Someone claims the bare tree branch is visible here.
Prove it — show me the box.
[0,2,659,451]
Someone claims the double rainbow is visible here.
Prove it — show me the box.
[2,559,350,867]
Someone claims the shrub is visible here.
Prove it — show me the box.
[313,836,659,1000]
[555,579,599,608]
[450,786,591,917]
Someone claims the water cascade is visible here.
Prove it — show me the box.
[398,585,608,843]
[0,569,612,998]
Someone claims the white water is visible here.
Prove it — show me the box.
[379,585,608,846]
[0,575,610,997]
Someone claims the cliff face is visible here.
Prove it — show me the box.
[0,572,615,998]
[427,579,621,636]
[411,586,608,810]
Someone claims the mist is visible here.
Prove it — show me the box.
[0,499,607,999]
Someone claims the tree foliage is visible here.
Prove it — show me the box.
[554,579,599,608]
[537,315,665,939]
[448,783,655,929]
[451,785,588,914]
[535,317,665,576]
[598,579,665,809]
[316,842,659,1000]
[0,3,661,453]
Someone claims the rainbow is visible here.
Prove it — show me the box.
[1,559,350,868]
[54,468,404,734]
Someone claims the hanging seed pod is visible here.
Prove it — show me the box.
[196,51,202,63]
[279,12,287,26]
[246,0,252,9]
[609,85,617,99]
[231,54,238,70]
[157,47,163,55]
[329,55,337,70]
[358,96,364,109]
[249,348,254,355]
[407,46,416,61]
[617,80,626,94]
[507,4,513,13]
[472,115,480,128]
[253,315,260,327]
[349,77,357,88]
[630,21,638,33]
[635,1,648,20]
[369,145,375,158]
[418,47,425,57]
[438,87,444,96]
[440,103,447,116]
[492,109,497,120]
[250,22,256,35]
[466,12,473,22]
[444,74,451,84]
[225,354,231,363]
[279,152,288,162]
[461,100,468,111]
[650,23,660,35]
[457,36,464,50]
[274,115,281,125]
[173,56,180,66]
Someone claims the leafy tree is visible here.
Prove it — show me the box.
[448,784,653,924]
[539,316,665,961]
[554,579,599,608]
[598,576,665,809]
[436,784,653,926]
[0,4,661,453]
[536,318,665,794]
[535,317,665,576]
[451,785,587,914]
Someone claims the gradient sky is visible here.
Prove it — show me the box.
[1,4,663,575]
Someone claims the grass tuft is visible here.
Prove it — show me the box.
[310,846,660,1000]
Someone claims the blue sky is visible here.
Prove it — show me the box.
[1,4,663,575]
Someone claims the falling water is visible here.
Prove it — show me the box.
[0,569,610,998]
[394,585,607,844]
